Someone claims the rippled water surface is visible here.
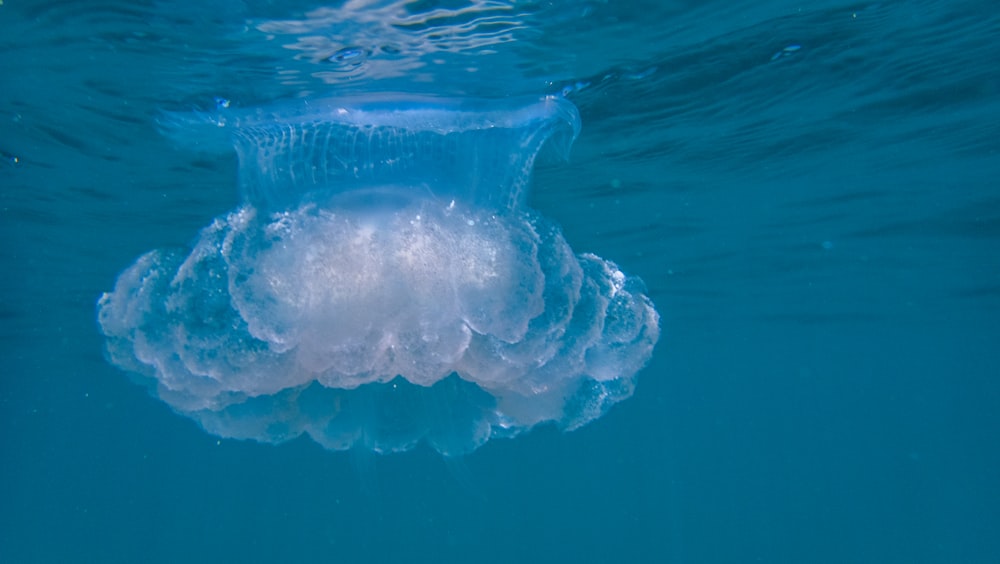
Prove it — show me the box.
[2,1,998,562]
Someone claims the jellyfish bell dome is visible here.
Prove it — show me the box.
[162,94,582,213]
[101,94,658,455]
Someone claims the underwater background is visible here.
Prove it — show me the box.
[1,1,998,562]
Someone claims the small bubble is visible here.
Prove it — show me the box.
[1,149,20,167]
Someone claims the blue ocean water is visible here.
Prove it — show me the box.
[1,0,998,562]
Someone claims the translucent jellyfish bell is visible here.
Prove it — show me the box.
[100,94,659,455]
[163,94,582,212]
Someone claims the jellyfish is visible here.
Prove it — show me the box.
[97,94,659,455]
